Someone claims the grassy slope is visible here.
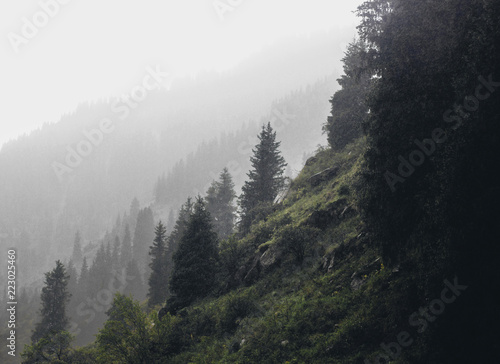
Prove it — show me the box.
[142,138,429,363]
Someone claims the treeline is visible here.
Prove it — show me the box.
[19,0,500,362]
[153,76,334,208]
[22,121,289,362]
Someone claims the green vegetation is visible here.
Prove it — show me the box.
[239,122,288,234]
[19,1,500,362]
[148,222,169,308]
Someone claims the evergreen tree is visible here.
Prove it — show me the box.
[66,260,78,296]
[323,39,371,150]
[132,207,155,275]
[165,198,193,289]
[66,260,78,313]
[32,261,71,342]
[120,224,132,266]
[88,243,111,297]
[147,221,168,308]
[206,168,237,240]
[356,0,500,361]
[71,231,83,265]
[123,260,146,302]
[168,197,219,312]
[239,122,287,234]
[79,257,89,288]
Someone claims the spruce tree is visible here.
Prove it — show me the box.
[239,122,287,234]
[356,1,500,361]
[66,260,78,313]
[132,207,155,275]
[32,260,71,342]
[66,260,78,296]
[165,198,193,285]
[323,39,371,150]
[168,197,219,312]
[87,243,112,298]
[79,257,89,288]
[147,221,168,308]
[206,168,237,240]
[74,256,89,312]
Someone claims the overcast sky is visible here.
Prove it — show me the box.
[0,0,363,147]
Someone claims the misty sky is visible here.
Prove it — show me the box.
[0,0,363,147]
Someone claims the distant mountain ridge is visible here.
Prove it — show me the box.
[0,30,353,285]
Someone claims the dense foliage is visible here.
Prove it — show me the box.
[15,2,500,362]
[168,198,220,313]
[239,122,287,234]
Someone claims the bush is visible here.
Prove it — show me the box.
[276,225,321,264]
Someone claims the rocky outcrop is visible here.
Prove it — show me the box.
[235,242,287,285]
[308,167,340,187]
[306,198,354,229]
[319,231,369,274]
[260,244,284,269]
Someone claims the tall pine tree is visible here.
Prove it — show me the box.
[132,207,155,275]
[323,39,371,151]
[165,198,193,288]
[147,221,168,308]
[168,197,219,312]
[206,168,237,240]
[239,122,287,234]
[32,260,71,342]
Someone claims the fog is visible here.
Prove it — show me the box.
[0,1,366,359]
[0,2,362,264]
[0,0,362,147]
[1,1,497,362]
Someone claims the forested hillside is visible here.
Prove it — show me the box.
[0,32,348,290]
[3,0,500,363]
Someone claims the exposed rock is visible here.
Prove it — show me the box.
[327,256,335,272]
[321,254,336,273]
[308,167,340,187]
[306,198,350,229]
[235,252,261,285]
[260,244,283,270]
[320,230,371,275]
[321,256,329,270]
[350,275,365,291]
